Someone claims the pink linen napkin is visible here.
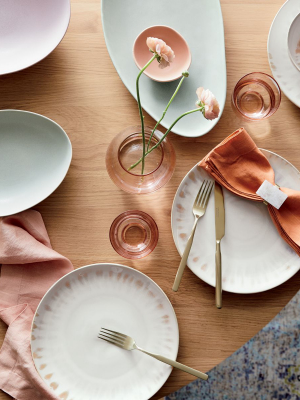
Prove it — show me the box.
[0,210,73,400]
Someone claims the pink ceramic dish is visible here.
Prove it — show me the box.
[133,25,192,82]
[0,0,70,75]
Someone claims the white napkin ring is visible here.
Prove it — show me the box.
[256,180,288,209]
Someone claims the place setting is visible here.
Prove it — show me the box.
[31,263,207,400]
[172,131,300,299]
[1,0,300,400]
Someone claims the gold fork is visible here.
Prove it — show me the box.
[173,180,214,292]
[99,328,208,380]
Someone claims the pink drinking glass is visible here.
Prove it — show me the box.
[109,210,159,259]
[232,72,281,121]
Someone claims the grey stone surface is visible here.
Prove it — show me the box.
[165,291,300,399]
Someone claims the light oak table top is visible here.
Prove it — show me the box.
[1,0,300,399]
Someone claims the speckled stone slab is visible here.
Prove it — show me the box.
[164,290,300,399]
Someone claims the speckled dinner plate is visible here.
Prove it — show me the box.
[171,150,300,294]
[31,263,179,400]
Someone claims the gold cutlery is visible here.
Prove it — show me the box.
[172,180,214,292]
[99,327,208,381]
[214,182,225,309]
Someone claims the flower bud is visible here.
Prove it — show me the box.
[182,71,189,77]
[196,87,220,120]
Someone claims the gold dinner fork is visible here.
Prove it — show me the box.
[173,180,214,292]
[99,328,208,380]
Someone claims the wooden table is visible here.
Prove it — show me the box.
[1,0,300,398]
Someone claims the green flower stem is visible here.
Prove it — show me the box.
[136,54,157,174]
[129,107,204,171]
[146,75,186,152]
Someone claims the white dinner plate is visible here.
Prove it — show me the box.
[171,150,300,294]
[0,110,72,216]
[101,0,226,138]
[268,0,300,108]
[0,0,70,75]
[31,263,179,400]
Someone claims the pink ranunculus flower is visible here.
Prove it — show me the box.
[196,87,220,120]
[146,37,175,69]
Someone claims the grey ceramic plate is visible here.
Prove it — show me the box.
[101,0,226,138]
[0,110,72,216]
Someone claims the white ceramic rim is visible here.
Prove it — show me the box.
[267,0,300,108]
[31,263,179,400]
[171,149,300,294]
[0,1,71,75]
[287,12,300,72]
[0,109,72,216]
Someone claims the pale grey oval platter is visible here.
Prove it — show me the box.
[101,0,227,138]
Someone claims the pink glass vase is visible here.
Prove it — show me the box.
[106,126,176,194]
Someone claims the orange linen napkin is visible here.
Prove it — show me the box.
[199,127,300,256]
[0,210,73,400]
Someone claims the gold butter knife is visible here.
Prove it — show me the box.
[215,182,225,309]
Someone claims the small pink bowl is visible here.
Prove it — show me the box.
[133,25,191,82]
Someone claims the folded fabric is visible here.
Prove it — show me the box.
[199,127,300,257]
[0,210,73,400]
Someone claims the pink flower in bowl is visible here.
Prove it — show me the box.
[146,37,175,69]
[133,25,191,82]
[196,87,220,120]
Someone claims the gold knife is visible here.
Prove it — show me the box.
[215,182,225,309]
